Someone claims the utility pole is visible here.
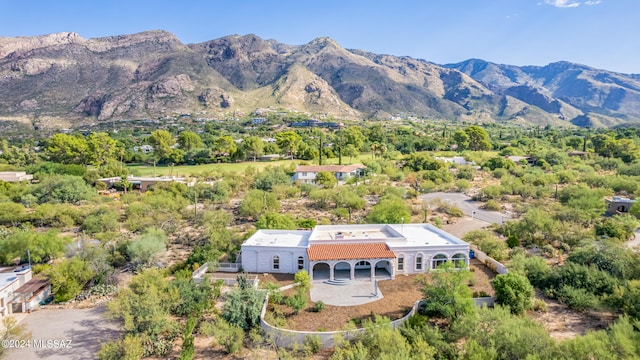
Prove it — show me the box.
[318,133,323,165]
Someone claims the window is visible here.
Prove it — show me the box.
[432,254,448,269]
[298,256,304,270]
[452,254,467,269]
[397,257,404,271]
[302,172,308,177]
[273,255,280,270]
[416,255,423,270]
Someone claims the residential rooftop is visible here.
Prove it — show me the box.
[243,224,466,249]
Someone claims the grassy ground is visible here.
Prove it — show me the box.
[127,153,375,176]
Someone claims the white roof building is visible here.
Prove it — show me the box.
[0,171,33,182]
[240,224,469,281]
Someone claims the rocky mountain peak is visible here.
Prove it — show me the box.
[0,31,85,58]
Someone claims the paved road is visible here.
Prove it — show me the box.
[5,304,120,360]
[419,192,511,225]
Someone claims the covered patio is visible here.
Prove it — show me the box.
[308,243,395,281]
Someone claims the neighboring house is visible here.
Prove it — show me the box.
[0,267,49,316]
[133,145,154,153]
[97,175,195,192]
[505,155,536,165]
[239,223,470,281]
[605,196,637,215]
[292,164,367,184]
[434,156,477,167]
[289,119,342,129]
[0,171,33,182]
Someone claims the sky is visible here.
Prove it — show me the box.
[1,0,638,74]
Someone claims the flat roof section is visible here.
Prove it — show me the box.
[242,230,311,248]
[386,224,467,248]
[308,243,396,261]
[308,224,402,243]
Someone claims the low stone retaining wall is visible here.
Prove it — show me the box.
[260,294,422,349]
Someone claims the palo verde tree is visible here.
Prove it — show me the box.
[418,261,474,324]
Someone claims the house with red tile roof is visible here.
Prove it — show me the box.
[292,164,367,184]
[239,224,469,281]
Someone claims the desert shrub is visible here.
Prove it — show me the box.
[483,199,502,211]
[555,286,598,312]
[455,179,471,191]
[312,301,325,312]
[532,298,547,312]
[303,335,322,355]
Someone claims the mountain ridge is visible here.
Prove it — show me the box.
[1,31,639,129]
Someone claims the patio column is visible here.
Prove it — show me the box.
[390,259,395,280]
[329,263,334,281]
[370,260,375,280]
[350,261,355,280]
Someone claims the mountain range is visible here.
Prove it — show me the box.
[1,30,639,129]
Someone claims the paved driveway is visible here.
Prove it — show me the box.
[5,304,120,360]
[420,192,511,225]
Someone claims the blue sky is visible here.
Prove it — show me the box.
[1,0,638,73]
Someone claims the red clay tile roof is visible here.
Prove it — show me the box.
[295,164,366,173]
[307,243,396,261]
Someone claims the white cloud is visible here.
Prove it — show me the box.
[545,0,580,8]
[542,0,603,7]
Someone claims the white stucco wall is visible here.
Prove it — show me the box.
[241,247,309,274]
[391,246,469,275]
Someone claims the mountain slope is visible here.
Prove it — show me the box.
[446,59,640,126]
[1,31,640,129]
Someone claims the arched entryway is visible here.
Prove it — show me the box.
[312,262,330,280]
[354,260,372,279]
[334,261,351,280]
[374,260,392,279]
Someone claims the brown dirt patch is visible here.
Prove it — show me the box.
[268,262,495,332]
[529,294,616,340]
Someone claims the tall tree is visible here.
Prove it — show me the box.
[275,131,302,160]
[148,130,175,162]
[177,131,203,152]
[87,132,119,168]
[453,130,470,151]
[241,136,264,162]
[45,133,89,165]
[464,126,492,151]
[213,135,237,160]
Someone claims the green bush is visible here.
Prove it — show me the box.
[312,301,325,312]
[303,334,322,355]
[555,286,598,312]
[483,199,502,211]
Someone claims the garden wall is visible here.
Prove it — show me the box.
[259,295,422,349]
[470,245,508,274]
